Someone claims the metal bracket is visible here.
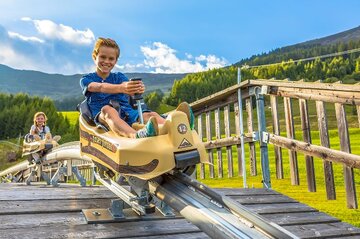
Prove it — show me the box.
[260,85,269,95]
[82,208,122,223]
[110,199,126,219]
[94,172,150,216]
[72,166,86,187]
[249,86,270,96]
[262,132,270,144]
[41,171,51,185]
[151,196,176,217]
[50,165,67,187]
[251,131,259,141]
[25,169,36,185]
[249,86,256,96]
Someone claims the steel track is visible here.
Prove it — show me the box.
[149,172,298,239]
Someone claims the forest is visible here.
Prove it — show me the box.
[0,93,78,141]
[164,39,360,105]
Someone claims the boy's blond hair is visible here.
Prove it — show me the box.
[92,37,120,60]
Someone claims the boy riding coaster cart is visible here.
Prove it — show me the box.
[78,92,209,216]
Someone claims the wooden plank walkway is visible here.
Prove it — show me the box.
[0,183,359,239]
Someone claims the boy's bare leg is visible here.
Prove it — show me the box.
[143,112,166,124]
[99,105,137,138]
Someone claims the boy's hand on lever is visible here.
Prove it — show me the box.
[122,80,145,95]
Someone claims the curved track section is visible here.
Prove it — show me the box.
[0,160,30,177]
[0,141,92,177]
[44,141,92,164]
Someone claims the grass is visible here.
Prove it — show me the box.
[0,140,23,171]
[198,128,360,228]
[61,111,79,125]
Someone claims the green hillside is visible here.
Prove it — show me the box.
[0,64,186,100]
[165,26,360,106]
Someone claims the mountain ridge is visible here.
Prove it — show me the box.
[0,64,187,100]
[235,25,360,66]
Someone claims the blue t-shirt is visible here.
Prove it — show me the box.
[79,72,139,125]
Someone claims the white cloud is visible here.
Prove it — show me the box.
[0,43,45,71]
[21,17,95,45]
[115,63,147,72]
[185,53,193,59]
[140,42,228,73]
[8,31,44,43]
[0,19,95,74]
[0,33,92,74]
[196,54,228,69]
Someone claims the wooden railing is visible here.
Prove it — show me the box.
[191,79,360,209]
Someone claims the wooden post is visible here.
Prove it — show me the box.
[234,102,243,176]
[356,105,360,128]
[37,165,42,182]
[246,97,257,176]
[224,104,234,177]
[299,99,316,192]
[197,114,205,179]
[215,108,223,178]
[335,103,358,209]
[270,95,283,179]
[206,111,215,178]
[284,97,299,185]
[316,101,336,200]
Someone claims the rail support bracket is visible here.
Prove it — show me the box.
[262,132,270,144]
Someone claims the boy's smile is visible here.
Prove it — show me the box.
[95,46,118,79]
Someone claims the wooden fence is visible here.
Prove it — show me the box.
[191,79,360,209]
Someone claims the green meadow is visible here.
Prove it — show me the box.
[62,111,80,125]
[198,128,360,228]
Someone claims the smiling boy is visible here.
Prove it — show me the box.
[80,37,165,138]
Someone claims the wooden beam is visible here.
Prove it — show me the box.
[268,134,360,169]
[270,87,360,105]
[204,136,253,150]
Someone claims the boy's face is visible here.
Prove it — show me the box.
[95,46,118,76]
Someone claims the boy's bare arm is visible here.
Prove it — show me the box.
[87,81,145,95]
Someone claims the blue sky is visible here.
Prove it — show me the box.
[0,0,359,75]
